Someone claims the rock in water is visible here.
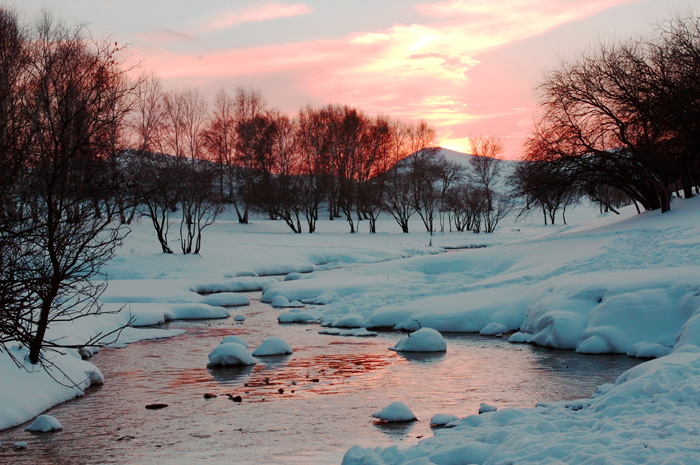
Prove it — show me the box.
[145,404,168,410]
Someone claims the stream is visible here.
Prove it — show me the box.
[0,292,642,464]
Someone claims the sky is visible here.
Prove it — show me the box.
[14,0,700,159]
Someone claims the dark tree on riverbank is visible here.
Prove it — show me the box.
[0,10,138,365]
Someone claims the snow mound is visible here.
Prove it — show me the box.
[627,342,671,359]
[334,313,365,328]
[430,414,459,426]
[234,314,245,322]
[25,415,63,432]
[13,441,27,450]
[283,272,304,281]
[507,332,532,343]
[478,403,498,414]
[479,322,509,336]
[202,293,250,307]
[207,343,256,367]
[252,337,293,356]
[220,335,248,348]
[278,309,320,323]
[271,295,290,307]
[166,303,229,321]
[391,328,446,352]
[372,402,416,422]
[319,328,377,337]
[194,276,279,294]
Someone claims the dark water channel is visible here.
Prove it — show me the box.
[0,293,642,464]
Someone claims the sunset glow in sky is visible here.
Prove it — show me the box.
[18,0,698,158]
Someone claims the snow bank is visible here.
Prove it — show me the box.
[278,309,321,323]
[252,337,293,356]
[0,346,104,430]
[344,348,700,464]
[372,402,416,422]
[194,276,280,294]
[391,328,447,352]
[319,328,378,337]
[430,414,459,426]
[207,343,257,367]
[25,415,63,432]
[201,292,250,307]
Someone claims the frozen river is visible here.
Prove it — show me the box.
[0,293,641,464]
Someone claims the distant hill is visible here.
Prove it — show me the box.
[394,147,518,181]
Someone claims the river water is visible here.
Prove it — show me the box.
[0,293,641,464]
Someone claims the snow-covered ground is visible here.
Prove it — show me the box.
[3,195,700,464]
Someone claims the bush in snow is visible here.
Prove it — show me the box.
[25,415,63,432]
[220,335,248,348]
[252,337,293,356]
[207,343,256,367]
[391,327,447,352]
[372,402,416,422]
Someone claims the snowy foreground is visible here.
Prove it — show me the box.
[3,197,700,463]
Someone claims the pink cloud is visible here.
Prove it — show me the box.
[199,3,312,33]
[133,0,632,159]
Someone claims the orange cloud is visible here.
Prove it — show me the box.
[133,0,632,159]
[199,3,312,33]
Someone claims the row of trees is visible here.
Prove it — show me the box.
[515,12,700,215]
[121,83,511,240]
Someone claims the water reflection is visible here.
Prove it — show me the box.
[374,420,417,439]
[208,365,255,385]
[397,352,447,364]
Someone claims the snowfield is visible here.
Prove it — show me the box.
[1,194,700,464]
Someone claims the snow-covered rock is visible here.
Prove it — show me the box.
[207,343,256,367]
[252,337,293,356]
[220,335,248,348]
[479,322,509,336]
[372,402,416,422]
[234,314,246,322]
[478,403,497,414]
[13,441,27,450]
[25,414,63,432]
[430,413,459,426]
[391,328,446,352]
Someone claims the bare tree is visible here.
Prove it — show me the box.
[0,12,137,365]
[469,136,510,233]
